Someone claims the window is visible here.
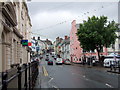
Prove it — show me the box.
[119,44,120,49]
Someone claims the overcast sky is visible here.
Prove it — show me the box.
[27,2,118,42]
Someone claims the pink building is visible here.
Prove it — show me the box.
[70,20,108,63]
[70,20,83,63]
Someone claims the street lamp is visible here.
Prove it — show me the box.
[90,50,92,67]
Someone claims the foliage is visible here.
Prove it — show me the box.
[77,16,119,60]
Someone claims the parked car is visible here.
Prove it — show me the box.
[56,58,63,65]
[45,57,49,61]
[40,56,43,59]
[48,60,53,65]
[64,60,71,65]
[46,54,49,56]
[104,56,120,67]
[52,55,54,57]
[54,56,57,60]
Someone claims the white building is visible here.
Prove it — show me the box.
[107,1,120,55]
[60,36,70,60]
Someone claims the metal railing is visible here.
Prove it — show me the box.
[109,61,120,74]
[1,61,39,90]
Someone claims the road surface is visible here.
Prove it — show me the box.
[35,54,119,89]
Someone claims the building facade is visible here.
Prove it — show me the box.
[107,2,120,55]
[54,37,63,56]
[31,37,48,55]
[0,1,32,72]
[70,20,83,63]
[70,20,108,63]
[60,36,70,60]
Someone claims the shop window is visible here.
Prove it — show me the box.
[119,44,120,49]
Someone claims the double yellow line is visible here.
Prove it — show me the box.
[42,66,48,76]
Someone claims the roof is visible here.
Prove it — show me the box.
[56,37,70,47]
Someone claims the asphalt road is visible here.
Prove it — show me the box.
[35,54,119,89]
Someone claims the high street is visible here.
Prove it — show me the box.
[35,54,119,89]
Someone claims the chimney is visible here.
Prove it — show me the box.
[64,36,68,40]
[59,38,63,42]
[38,37,40,40]
[33,37,35,40]
[56,37,59,41]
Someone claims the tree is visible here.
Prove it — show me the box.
[77,16,119,62]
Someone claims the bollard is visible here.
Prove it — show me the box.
[2,72,8,90]
[17,66,22,90]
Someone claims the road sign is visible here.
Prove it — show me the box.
[28,42,32,46]
[21,40,28,46]
[36,47,40,52]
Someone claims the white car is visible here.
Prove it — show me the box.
[56,58,63,65]
[104,56,120,67]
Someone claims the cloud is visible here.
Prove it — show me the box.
[27,2,118,41]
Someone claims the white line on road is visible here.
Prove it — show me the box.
[82,75,89,81]
[85,78,89,81]
[83,75,86,78]
[48,77,54,83]
[105,83,113,88]
[52,85,59,90]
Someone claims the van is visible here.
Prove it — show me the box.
[103,56,120,67]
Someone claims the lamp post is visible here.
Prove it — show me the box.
[113,44,117,71]
[90,50,92,67]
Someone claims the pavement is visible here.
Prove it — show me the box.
[34,54,120,89]
[72,63,109,72]
[72,62,120,74]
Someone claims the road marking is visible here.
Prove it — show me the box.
[83,75,86,78]
[52,85,59,90]
[48,77,54,83]
[42,66,48,76]
[85,78,89,81]
[105,83,113,88]
[82,75,89,81]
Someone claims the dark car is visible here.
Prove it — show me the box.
[48,60,53,65]
[45,57,49,61]
[52,55,54,57]
[40,56,43,59]
[46,54,49,56]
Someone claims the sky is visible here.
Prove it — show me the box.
[27,1,118,42]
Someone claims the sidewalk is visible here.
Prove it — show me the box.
[72,63,120,74]
[72,63,110,72]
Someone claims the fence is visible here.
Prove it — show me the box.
[1,61,39,90]
[108,61,120,74]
